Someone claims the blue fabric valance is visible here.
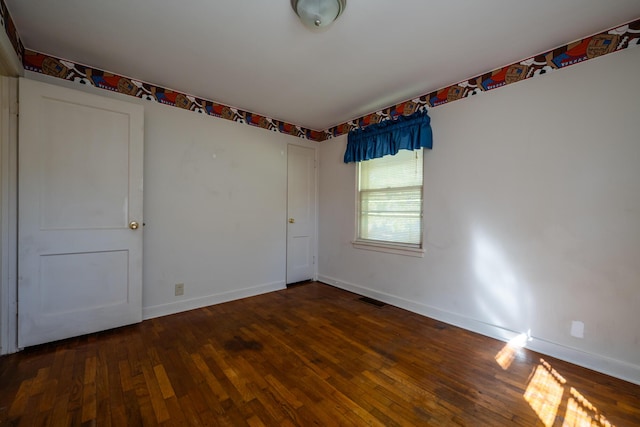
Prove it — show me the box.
[343,109,433,163]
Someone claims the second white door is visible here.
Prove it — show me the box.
[286,144,316,284]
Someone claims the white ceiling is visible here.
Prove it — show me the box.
[7,1,640,131]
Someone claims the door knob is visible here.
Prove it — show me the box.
[129,221,139,230]
[288,218,295,224]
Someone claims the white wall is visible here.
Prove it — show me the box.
[140,101,292,318]
[25,71,316,320]
[318,46,640,384]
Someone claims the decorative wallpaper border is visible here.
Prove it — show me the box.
[1,0,324,141]
[324,18,640,140]
[1,0,638,143]
[22,50,325,142]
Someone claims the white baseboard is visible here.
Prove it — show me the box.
[142,281,286,320]
[318,274,640,386]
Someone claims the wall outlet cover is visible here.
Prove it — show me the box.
[571,320,584,338]
[175,283,184,296]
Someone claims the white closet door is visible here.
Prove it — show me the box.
[287,144,316,284]
[18,78,144,347]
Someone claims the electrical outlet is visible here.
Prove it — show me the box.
[175,283,184,296]
[570,320,584,338]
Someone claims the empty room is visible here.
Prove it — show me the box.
[1,1,639,426]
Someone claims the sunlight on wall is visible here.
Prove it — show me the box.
[472,229,533,330]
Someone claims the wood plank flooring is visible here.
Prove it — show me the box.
[1,282,639,426]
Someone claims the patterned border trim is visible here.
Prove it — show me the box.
[324,18,640,140]
[22,50,326,141]
[0,0,24,63]
[0,0,323,141]
[1,0,638,143]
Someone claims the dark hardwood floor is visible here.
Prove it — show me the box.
[1,282,638,426]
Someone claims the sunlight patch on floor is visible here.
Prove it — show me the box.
[562,387,613,427]
[495,331,531,370]
[524,359,566,426]
[513,357,616,427]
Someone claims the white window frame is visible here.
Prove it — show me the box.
[353,149,425,258]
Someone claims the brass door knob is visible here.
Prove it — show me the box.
[288,218,295,224]
[129,221,139,230]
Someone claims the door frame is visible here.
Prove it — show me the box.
[0,23,22,355]
[286,141,319,285]
[0,76,18,355]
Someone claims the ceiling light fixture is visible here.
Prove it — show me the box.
[291,0,346,29]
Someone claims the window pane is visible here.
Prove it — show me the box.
[358,149,423,246]
[360,215,422,245]
[359,149,422,190]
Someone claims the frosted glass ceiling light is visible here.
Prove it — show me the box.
[291,0,346,29]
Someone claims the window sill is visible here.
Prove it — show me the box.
[352,240,425,258]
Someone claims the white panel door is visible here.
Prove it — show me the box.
[286,144,316,284]
[18,78,144,347]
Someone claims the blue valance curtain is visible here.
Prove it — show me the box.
[343,109,433,163]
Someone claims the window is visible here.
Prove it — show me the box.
[355,149,424,255]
